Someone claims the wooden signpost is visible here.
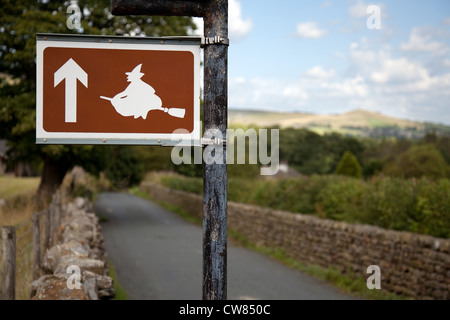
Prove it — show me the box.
[111,0,229,300]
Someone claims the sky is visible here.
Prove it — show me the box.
[192,0,450,125]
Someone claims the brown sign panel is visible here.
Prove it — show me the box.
[36,34,201,145]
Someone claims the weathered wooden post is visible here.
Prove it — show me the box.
[41,208,50,255]
[49,191,61,246]
[48,199,55,248]
[54,191,61,244]
[31,213,41,280]
[1,226,16,300]
[111,0,229,300]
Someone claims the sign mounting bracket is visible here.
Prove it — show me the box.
[200,36,229,48]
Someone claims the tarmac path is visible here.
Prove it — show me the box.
[95,192,353,300]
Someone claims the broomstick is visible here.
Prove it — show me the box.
[99,96,186,119]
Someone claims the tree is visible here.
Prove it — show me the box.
[384,144,448,179]
[279,128,364,175]
[0,0,196,197]
[279,128,330,174]
[335,151,362,178]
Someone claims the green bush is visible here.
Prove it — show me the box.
[152,173,450,238]
[361,177,418,231]
[414,178,450,238]
[161,175,203,195]
[317,176,365,221]
[228,177,260,204]
[384,144,448,179]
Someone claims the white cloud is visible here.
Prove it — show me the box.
[282,86,309,101]
[321,1,332,9]
[370,57,431,89]
[190,17,203,36]
[296,22,328,39]
[324,75,368,97]
[401,27,448,54]
[444,17,450,25]
[348,0,369,18]
[305,66,335,79]
[189,0,253,41]
[229,0,253,40]
[348,41,435,91]
[234,76,246,84]
[343,39,450,120]
[229,77,307,110]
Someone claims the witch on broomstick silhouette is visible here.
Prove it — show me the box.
[100,64,185,119]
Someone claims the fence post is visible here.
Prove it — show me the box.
[41,208,50,255]
[52,191,61,245]
[1,226,16,300]
[48,201,54,248]
[60,189,66,219]
[31,213,41,280]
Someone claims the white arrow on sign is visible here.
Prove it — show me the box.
[54,58,88,123]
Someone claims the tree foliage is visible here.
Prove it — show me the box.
[384,144,448,179]
[278,128,363,175]
[276,126,449,180]
[335,151,362,178]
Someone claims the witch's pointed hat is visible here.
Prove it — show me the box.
[126,64,144,78]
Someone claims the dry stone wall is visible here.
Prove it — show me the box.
[141,182,450,300]
[30,197,114,300]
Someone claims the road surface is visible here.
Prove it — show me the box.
[95,192,354,300]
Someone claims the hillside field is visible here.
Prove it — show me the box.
[228,109,450,138]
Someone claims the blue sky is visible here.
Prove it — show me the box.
[193,0,450,124]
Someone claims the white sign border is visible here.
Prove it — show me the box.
[36,34,201,146]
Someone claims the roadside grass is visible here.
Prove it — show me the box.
[0,175,41,300]
[0,194,37,227]
[0,175,41,226]
[0,175,40,202]
[107,259,128,300]
[130,186,405,300]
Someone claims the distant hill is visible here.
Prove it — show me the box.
[228,109,450,138]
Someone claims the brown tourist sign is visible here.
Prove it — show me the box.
[36,34,201,145]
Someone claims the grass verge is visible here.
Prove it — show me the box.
[0,175,40,201]
[0,175,40,226]
[130,186,405,300]
[107,259,128,300]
